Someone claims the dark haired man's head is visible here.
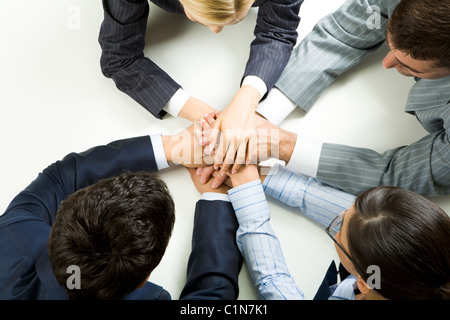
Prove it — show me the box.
[49,171,175,300]
[384,0,450,79]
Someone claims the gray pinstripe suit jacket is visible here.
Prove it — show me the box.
[276,0,450,197]
[99,0,302,119]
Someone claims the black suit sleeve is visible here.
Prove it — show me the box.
[244,0,303,97]
[180,200,243,300]
[2,136,158,227]
[99,0,182,118]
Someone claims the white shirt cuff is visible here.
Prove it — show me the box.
[201,192,230,202]
[286,135,322,178]
[150,134,169,170]
[162,88,191,117]
[242,75,267,100]
[256,87,297,125]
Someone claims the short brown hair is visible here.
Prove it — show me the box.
[387,0,450,68]
[49,171,175,300]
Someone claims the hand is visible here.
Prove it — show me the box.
[209,86,260,175]
[200,111,295,162]
[178,96,216,123]
[162,124,213,168]
[194,164,261,190]
[187,167,230,195]
[228,164,260,188]
[194,112,289,189]
[195,165,231,189]
[195,111,298,189]
[196,111,220,151]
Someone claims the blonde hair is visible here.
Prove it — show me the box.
[179,0,255,25]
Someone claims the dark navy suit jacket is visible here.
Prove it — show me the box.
[0,136,242,300]
[99,0,303,118]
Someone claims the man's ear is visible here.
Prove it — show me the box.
[356,276,371,294]
[355,275,387,300]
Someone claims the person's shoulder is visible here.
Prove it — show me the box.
[124,281,172,300]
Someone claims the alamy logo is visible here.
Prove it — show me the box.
[366,5,381,30]
[66,265,81,290]
[366,265,381,289]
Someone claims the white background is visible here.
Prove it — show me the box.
[1,0,449,300]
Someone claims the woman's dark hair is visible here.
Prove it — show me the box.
[387,0,450,69]
[49,171,175,300]
[348,186,450,300]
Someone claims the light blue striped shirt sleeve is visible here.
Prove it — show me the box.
[263,164,356,227]
[228,180,304,300]
[228,165,356,300]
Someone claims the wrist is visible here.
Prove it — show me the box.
[161,135,173,163]
[179,97,216,122]
[229,165,259,187]
[279,129,297,163]
[234,85,260,112]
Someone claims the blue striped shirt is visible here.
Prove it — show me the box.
[228,164,355,300]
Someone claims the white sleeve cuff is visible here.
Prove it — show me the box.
[201,192,230,202]
[149,134,169,171]
[286,135,322,178]
[256,87,297,125]
[162,88,191,117]
[242,75,267,100]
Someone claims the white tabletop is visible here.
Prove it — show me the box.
[1,0,448,300]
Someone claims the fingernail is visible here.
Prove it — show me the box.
[196,168,201,175]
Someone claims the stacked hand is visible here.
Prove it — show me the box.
[194,111,293,189]
[176,86,297,192]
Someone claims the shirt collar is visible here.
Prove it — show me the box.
[406,75,450,112]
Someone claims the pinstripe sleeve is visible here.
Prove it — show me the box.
[99,0,182,118]
[228,180,304,300]
[275,0,397,112]
[318,104,450,197]
[243,0,302,97]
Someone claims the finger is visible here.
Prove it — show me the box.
[203,143,215,164]
[193,120,203,144]
[231,138,247,174]
[210,171,229,189]
[195,128,203,144]
[220,138,237,175]
[201,117,217,147]
[214,133,226,170]
[208,121,222,156]
[246,134,258,165]
[199,165,216,184]
[203,113,216,127]
[212,170,233,188]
